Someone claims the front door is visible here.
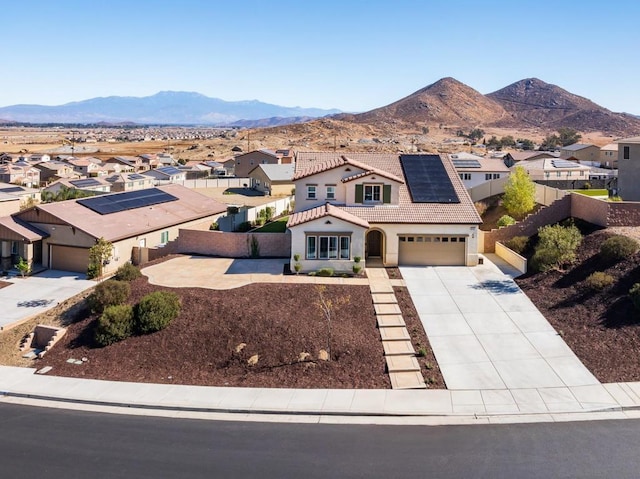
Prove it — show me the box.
[366,230,382,258]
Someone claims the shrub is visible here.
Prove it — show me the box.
[504,236,529,255]
[609,196,622,202]
[531,224,582,272]
[584,272,615,291]
[135,291,181,334]
[474,201,488,217]
[352,264,362,275]
[582,182,591,190]
[600,235,639,262]
[94,304,134,347]
[497,215,516,227]
[114,263,142,281]
[88,280,130,314]
[316,268,334,277]
[630,283,640,311]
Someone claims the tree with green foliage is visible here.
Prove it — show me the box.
[518,138,535,150]
[500,135,516,148]
[468,128,485,142]
[558,127,582,147]
[87,237,113,279]
[135,291,181,334]
[531,223,582,272]
[486,136,501,150]
[41,186,94,203]
[94,304,135,347]
[539,134,561,151]
[502,166,536,219]
[15,256,31,277]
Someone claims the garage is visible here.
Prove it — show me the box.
[50,245,90,273]
[398,235,466,266]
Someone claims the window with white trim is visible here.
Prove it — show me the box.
[364,184,381,202]
[307,185,317,199]
[160,231,169,244]
[326,185,336,200]
[460,173,471,181]
[306,234,350,260]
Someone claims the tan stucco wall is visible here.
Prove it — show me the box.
[561,145,600,162]
[289,216,367,273]
[235,152,281,178]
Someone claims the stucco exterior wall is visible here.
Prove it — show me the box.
[618,142,640,201]
[289,216,366,273]
[459,171,506,189]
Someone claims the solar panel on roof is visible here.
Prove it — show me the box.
[0,186,24,193]
[71,178,101,188]
[551,160,580,169]
[157,166,181,175]
[400,155,460,204]
[77,188,178,215]
[452,159,481,169]
[128,174,145,180]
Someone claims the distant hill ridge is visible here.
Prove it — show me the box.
[342,77,640,136]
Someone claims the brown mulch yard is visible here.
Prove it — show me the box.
[516,225,640,383]
[38,277,392,389]
[0,280,12,289]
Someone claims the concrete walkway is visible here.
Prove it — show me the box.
[0,270,96,331]
[400,260,599,391]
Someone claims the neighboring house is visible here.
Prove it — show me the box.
[8,184,227,273]
[249,163,295,196]
[43,177,112,196]
[142,166,186,183]
[61,157,106,177]
[33,161,77,183]
[502,151,557,167]
[219,157,236,176]
[179,161,212,180]
[233,149,294,178]
[0,182,41,209]
[560,143,600,164]
[599,143,619,168]
[138,154,160,169]
[450,153,510,189]
[617,136,640,201]
[513,158,592,181]
[103,156,143,172]
[157,153,176,166]
[202,160,227,176]
[287,152,482,273]
[105,173,156,192]
[0,164,41,187]
[28,153,50,163]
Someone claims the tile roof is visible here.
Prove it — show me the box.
[295,152,481,225]
[254,163,295,182]
[287,202,370,229]
[0,216,48,242]
[32,184,227,242]
[293,154,404,183]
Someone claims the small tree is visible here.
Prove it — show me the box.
[558,127,582,147]
[531,223,582,272]
[502,166,536,219]
[314,285,349,361]
[87,237,113,279]
[15,256,31,277]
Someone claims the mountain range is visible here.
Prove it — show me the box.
[0,91,340,126]
[1,78,638,136]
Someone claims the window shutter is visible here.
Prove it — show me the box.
[383,184,391,203]
[355,184,363,203]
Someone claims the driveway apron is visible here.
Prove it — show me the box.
[400,260,599,390]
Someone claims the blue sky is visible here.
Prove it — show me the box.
[2,0,639,114]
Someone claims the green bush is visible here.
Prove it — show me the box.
[114,263,142,281]
[316,268,334,277]
[584,272,615,291]
[88,280,131,314]
[94,304,134,347]
[497,215,516,227]
[600,235,639,262]
[135,291,181,334]
[630,283,640,311]
[582,182,591,190]
[531,224,582,272]
[504,236,529,255]
[236,221,252,232]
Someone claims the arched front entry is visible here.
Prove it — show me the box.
[365,229,384,260]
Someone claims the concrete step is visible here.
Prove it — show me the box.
[366,268,389,280]
[371,293,397,304]
[382,340,415,356]
[369,280,394,294]
[376,314,406,327]
[379,327,411,341]
[389,371,427,389]
[374,303,402,315]
[386,354,421,373]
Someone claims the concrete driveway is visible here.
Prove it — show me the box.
[401,259,600,390]
[0,270,96,330]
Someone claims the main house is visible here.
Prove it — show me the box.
[287,152,482,272]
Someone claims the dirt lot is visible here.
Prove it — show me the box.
[516,225,640,383]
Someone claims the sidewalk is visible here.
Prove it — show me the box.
[2,365,640,424]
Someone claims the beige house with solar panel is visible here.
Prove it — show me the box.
[287,153,482,273]
[450,153,511,189]
[1,184,226,274]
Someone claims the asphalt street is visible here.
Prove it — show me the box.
[1,403,639,478]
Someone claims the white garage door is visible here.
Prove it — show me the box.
[50,245,90,273]
[398,235,466,266]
